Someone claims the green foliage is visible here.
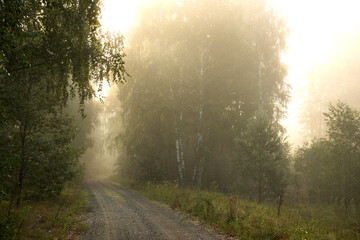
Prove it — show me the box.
[235,109,289,202]
[293,139,335,202]
[294,101,360,207]
[325,101,360,150]
[325,101,360,207]
[0,0,28,75]
[1,0,127,105]
[0,187,90,239]
[0,69,83,201]
[24,113,84,198]
[0,0,127,205]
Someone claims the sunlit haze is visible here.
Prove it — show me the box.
[101,0,146,34]
[4,0,360,236]
[270,0,360,146]
[101,0,360,147]
[99,0,146,99]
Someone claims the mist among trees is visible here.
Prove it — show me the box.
[106,0,360,208]
[2,0,360,239]
[0,0,126,210]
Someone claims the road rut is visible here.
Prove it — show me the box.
[81,181,224,240]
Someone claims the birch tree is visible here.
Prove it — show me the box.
[193,32,213,188]
[116,0,289,191]
[170,66,186,187]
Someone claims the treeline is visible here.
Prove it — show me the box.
[0,0,126,211]
[113,0,290,202]
[294,101,360,208]
[112,0,360,209]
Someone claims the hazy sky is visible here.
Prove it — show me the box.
[269,0,360,146]
[101,0,360,147]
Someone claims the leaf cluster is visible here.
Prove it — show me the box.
[294,101,360,205]
[0,0,127,204]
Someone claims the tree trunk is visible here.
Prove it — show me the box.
[194,32,212,189]
[345,167,350,211]
[277,190,284,216]
[16,122,27,206]
[258,154,263,204]
[179,66,185,187]
[170,66,185,187]
[258,173,262,204]
[258,52,263,106]
[195,38,205,189]
[15,81,33,206]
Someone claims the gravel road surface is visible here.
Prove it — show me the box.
[81,181,224,240]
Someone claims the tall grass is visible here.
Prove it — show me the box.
[135,181,360,240]
[0,187,90,240]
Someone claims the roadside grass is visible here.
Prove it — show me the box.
[120,180,360,240]
[0,187,91,240]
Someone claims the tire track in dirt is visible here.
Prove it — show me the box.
[81,181,224,240]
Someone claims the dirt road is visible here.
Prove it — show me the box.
[81,181,224,240]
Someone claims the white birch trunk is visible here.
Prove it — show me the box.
[179,67,185,181]
[195,37,206,189]
[170,66,185,187]
[175,132,183,181]
[258,52,263,107]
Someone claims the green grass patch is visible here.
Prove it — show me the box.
[0,186,91,240]
[126,181,360,240]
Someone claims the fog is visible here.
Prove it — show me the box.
[79,85,122,180]
[272,0,360,146]
[80,0,360,205]
[99,0,360,148]
[2,0,360,238]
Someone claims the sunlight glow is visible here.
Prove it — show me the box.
[270,0,360,146]
[100,0,360,145]
[99,80,110,99]
[271,0,360,73]
[100,0,146,34]
[99,0,147,100]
